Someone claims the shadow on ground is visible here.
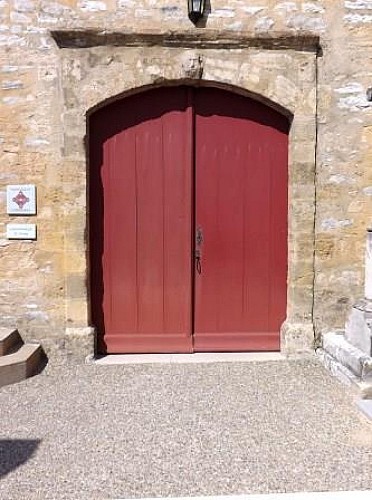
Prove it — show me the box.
[0,439,41,478]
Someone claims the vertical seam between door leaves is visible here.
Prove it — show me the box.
[190,87,196,350]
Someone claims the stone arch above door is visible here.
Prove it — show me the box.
[59,43,317,359]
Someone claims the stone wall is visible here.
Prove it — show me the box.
[1,0,372,361]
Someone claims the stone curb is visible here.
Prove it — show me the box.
[116,490,372,500]
[117,492,372,500]
[322,331,372,379]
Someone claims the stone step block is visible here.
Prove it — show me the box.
[322,331,372,380]
[317,347,372,399]
[0,328,23,356]
[0,344,44,389]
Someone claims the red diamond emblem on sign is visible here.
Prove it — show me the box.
[12,190,29,209]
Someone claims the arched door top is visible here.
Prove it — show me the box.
[87,80,293,124]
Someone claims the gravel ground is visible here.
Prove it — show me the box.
[0,358,372,499]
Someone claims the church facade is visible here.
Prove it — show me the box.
[1,1,372,367]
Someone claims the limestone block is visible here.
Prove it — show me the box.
[65,327,95,364]
[317,346,372,399]
[64,252,86,273]
[323,330,372,378]
[280,321,315,356]
[273,74,298,108]
[66,298,89,324]
[293,118,316,144]
[345,299,372,355]
[66,273,87,300]
[365,229,372,300]
[290,259,314,286]
[291,142,316,164]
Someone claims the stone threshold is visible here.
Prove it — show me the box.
[94,352,284,365]
[317,331,372,399]
[51,29,320,51]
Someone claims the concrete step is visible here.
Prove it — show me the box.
[0,328,23,356]
[0,343,44,388]
[318,331,372,398]
[322,330,372,379]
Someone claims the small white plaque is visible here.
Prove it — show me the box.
[6,223,36,240]
[6,184,36,215]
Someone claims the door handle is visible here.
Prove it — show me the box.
[195,227,203,274]
[195,249,202,274]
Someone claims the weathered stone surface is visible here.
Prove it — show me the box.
[0,0,372,362]
[317,345,372,399]
[345,300,372,355]
[319,330,372,398]
[323,330,372,379]
[280,321,315,356]
[50,29,321,50]
[65,327,95,364]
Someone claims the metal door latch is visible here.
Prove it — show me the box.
[196,227,203,246]
[195,249,202,274]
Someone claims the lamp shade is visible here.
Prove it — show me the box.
[188,0,205,22]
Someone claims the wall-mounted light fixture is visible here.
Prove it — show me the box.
[188,0,205,23]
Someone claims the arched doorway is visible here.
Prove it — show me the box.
[89,86,289,354]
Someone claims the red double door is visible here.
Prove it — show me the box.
[90,86,289,354]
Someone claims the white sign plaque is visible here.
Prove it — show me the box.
[6,184,36,215]
[6,223,37,240]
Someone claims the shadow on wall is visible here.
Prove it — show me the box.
[0,439,41,478]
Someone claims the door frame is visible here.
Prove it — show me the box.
[58,45,318,360]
